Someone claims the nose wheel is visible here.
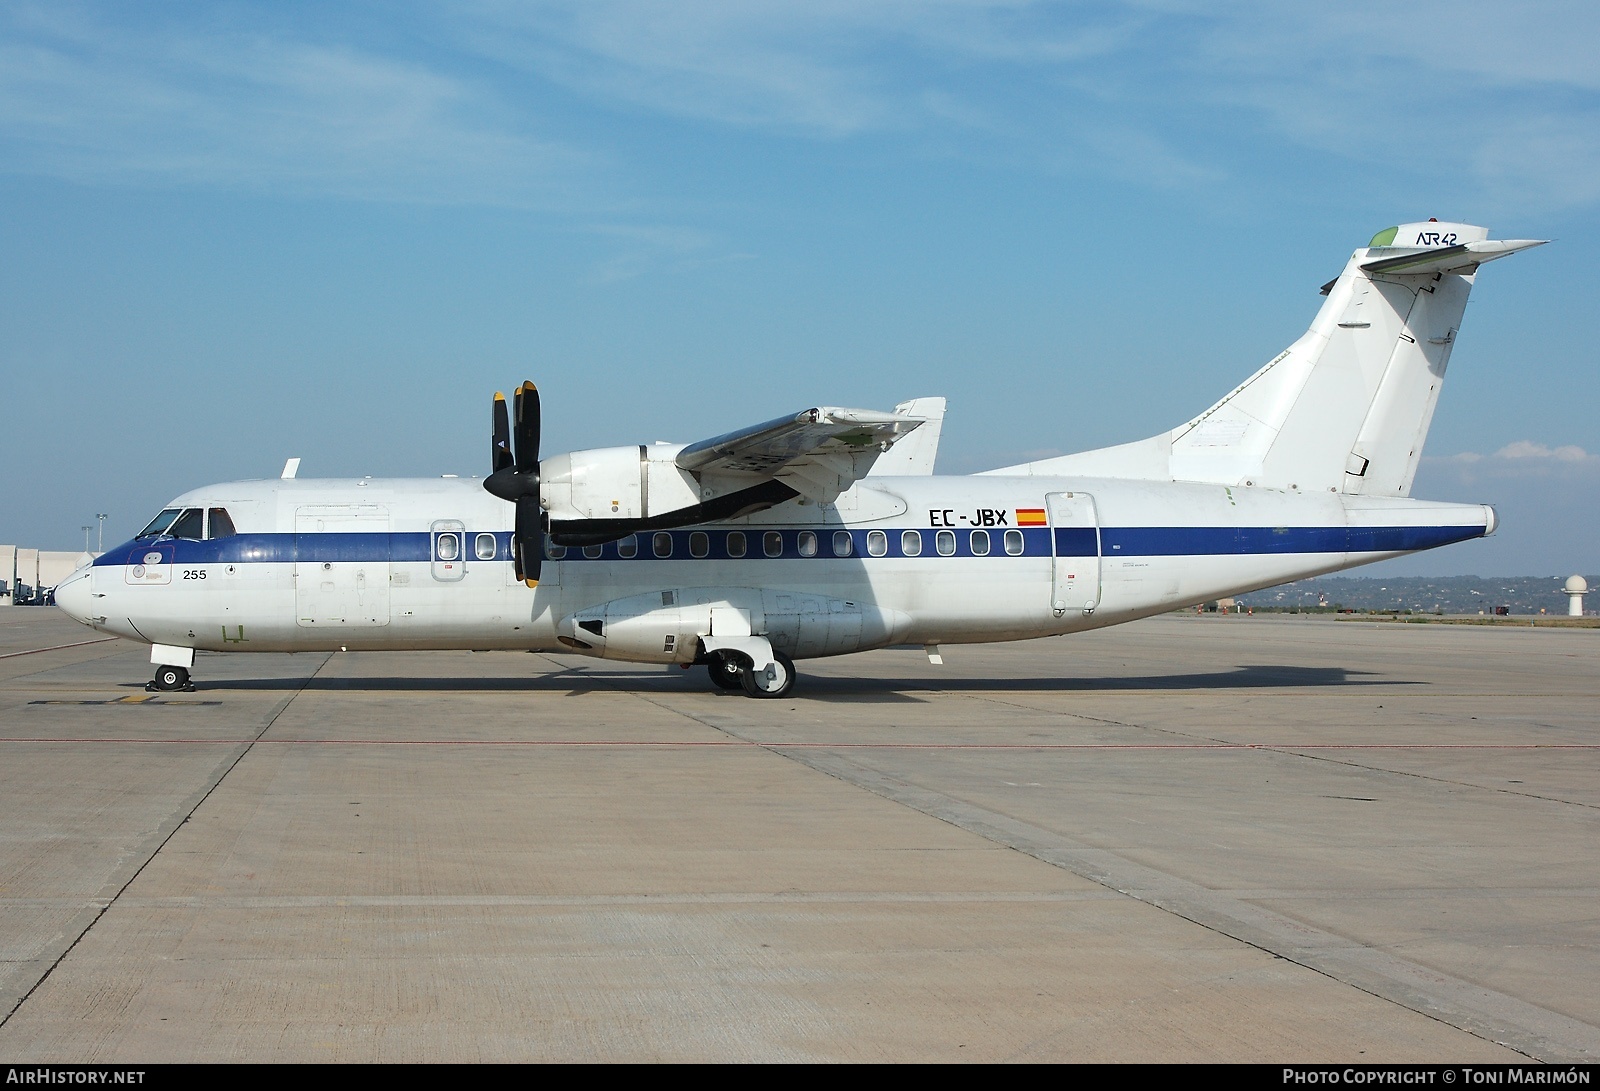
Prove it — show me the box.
[147,665,194,693]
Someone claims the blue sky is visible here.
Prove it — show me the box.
[2,1,1596,575]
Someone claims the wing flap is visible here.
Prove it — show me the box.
[677,406,925,502]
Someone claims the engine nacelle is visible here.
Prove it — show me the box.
[540,444,720,525]
[557,588,910,664]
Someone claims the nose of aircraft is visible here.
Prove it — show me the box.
[54,567,96,627]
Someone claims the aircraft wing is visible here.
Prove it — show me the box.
[677,407,927,503]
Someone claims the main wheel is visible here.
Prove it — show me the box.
[739,651,796,699]
[707,653,744,691]
[153,665,190,691]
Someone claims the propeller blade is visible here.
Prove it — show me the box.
[484,385,535,502]
[514,496,542,587]
[487,380,543,587]
[514,381,540,477]
[492,392,513,476]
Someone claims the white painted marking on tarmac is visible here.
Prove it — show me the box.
[0,637,118,659]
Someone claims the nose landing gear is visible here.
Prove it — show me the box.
[147,665,195,692]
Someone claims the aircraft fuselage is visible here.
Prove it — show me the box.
[57,473,1492,662]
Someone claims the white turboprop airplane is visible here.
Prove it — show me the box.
[56,221,1543,698]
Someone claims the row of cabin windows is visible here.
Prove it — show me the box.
[137,507,237,542]
[132,518,1026,562]
[545,527,1026,561]
[434,532,500,562]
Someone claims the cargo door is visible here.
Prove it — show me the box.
[1046,491,1100,617]
[295,505,391,627]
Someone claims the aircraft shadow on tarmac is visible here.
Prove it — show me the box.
[134,663,1409,700]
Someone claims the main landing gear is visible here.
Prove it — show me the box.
[705,649,796,699]
[147,665,195,693]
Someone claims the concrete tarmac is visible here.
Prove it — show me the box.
[0,606,1595,1062]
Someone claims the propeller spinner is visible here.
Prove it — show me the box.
[484,381,543,586]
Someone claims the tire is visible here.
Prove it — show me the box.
[707,653,745,691]
[739,651,796,699]
[154,665,189,691]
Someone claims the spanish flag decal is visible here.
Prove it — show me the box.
[1016,508,1046,526]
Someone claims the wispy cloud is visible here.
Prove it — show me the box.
[3,1,1597,212]
[1442,441,1595,464]
[1164,1,1600,210]
[0,4,588,206]
[1424,441,1599,485]
[581,222,754,282]
[455,0,1600,209]
[458,0,1144,136]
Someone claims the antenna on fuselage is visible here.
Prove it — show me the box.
[281,458,301,480]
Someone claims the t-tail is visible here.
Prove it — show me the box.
[987,221,1545,495]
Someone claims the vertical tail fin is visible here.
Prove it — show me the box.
[987,223,1544,495]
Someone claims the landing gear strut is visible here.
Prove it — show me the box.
[147,665,194,693]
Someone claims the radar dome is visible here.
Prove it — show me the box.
[1565,575,1589,593]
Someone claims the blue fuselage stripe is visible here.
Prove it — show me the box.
[95,523,1485,567]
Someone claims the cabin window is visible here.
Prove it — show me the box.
[726,531,747,558]
[936,529,956,556]
[833,531,853,557]
[617,535,638,559]
[653,532,673,558]
[970,529,990,556]
[866,530,887,557]
[206,509,237,540]
[764,531,783,558]
[137,509,183,539]
[689,532,709,558]
[583,544,603,559]
[168,509,205,541]
[901,530,922,557]
[1004,529,1024,556]
[797,531,818,557]
[546,542,567,560]
[474,533,497,560]
[429,520,468,581]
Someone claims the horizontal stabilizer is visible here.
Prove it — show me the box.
[1361,239,1546,277]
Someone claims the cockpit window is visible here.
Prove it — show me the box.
[206,508,237,539]
[168,509,205,540]
[137,509,183,539]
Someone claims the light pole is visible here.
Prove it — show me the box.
[96,514,108,553]
[82,526,92,553]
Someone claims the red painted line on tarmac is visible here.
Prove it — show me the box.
[0,637,118,660]
[1,738,1597,750]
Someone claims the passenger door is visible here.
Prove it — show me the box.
[1046,491,1100,617]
